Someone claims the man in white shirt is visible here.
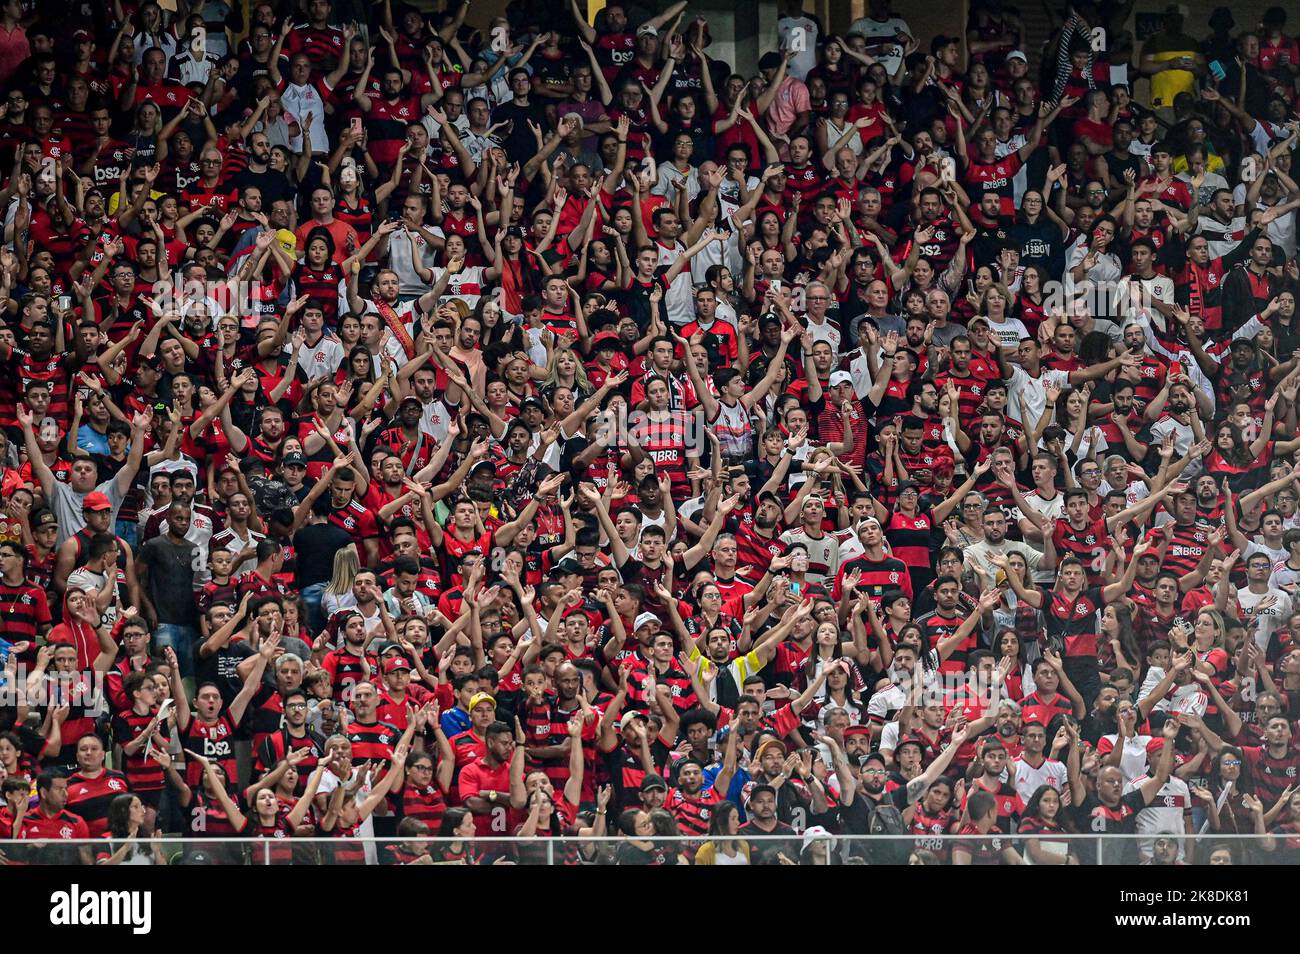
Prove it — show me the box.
[1238,550,1295,650]
[848,0,912,77]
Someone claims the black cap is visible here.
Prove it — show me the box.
[282,452,307,467]
[640,773,668,793]
[554,557,583,576]
[860,750,888,767]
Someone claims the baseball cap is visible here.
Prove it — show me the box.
[383,656,412,674]
[399,394,423,408]
[755,736,786,761]
[894,735,925,755]
[860,750,888,768]
[639,772,668,792]
[636,23,658,37]
[469,460,496,475]
[828,370,853,388]
[634,611,659,631]
[468,692,496,712]
[593,330,621,349]
[81,491,112,512]
[282,452,307,467]
[554,557,584,576]
[618,710,649,730]
[1005,50,1027,62]
[520,397,545,412]
[275,228,298,254]
[32,510,57,528]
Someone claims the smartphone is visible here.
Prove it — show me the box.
[57,294,71,311]
[1209,60,1226,81]
[939,156,956,184]
[1169,360,1183,378]
[350,116,363,135]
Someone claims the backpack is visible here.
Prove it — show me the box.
[865,802,911,865]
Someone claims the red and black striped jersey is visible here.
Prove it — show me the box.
[665,786,723,838]
[1038,586,1104,659]
[932,370,989,426]
[320,648,378,705]
[66,770,131,837]
[917,609,970,674]
[345,719,401,770]
[1051,517,1110,586]
[290,263,343,325]
[392,780,449,829]
[182,713,240,789]
[833,553,914,603]
[110,709,169,792]
[884,510,934,571]
[1150,520,1210,577]
[0,581,51,644]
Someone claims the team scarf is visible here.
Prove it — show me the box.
[373,297,416,359]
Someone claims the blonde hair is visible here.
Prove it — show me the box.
[324,547,360,596]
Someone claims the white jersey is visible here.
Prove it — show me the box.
[656,239,694,325]
[1011,756,1067,805]
[1123,774,1190,862]
[289,334,345,378]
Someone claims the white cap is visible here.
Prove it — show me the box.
[634,611,659,631]
[1006,50,1027,62]
[828,370,853,388]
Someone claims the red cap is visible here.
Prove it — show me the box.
[383,656,412,674]
[81,491,112,512]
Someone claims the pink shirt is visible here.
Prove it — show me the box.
[764,75,811,139]
[0,23,29,85]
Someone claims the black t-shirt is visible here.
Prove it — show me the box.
[1071,789,1149,864]
[293,521,356,589]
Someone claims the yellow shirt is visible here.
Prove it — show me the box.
[1149,50,1196,109]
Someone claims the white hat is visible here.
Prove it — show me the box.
[828,370,853,388]
[801,825,836,854]
[634,611,659,631]
[1005,50,1027,63]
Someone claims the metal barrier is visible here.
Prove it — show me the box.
[0,833,1288,865]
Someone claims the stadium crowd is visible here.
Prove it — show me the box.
[0,0,1297,866]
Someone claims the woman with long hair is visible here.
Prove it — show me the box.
[694,801,750,865]
[1018,785,1077,865]
[96,794,166,865]
[1200,746,1262,840]
[995,628,1035,702]
[435,807,482,864]
[901,776,957,862]
[541,347,593,402]
[1013,263,1051,339]
[1099,602,1142,675]
[321,547,361,621]
[1200,419,1276,493]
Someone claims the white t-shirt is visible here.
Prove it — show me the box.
[1011,756,1068,805]
[847,16,911,75]
[1236,587,1294,651]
